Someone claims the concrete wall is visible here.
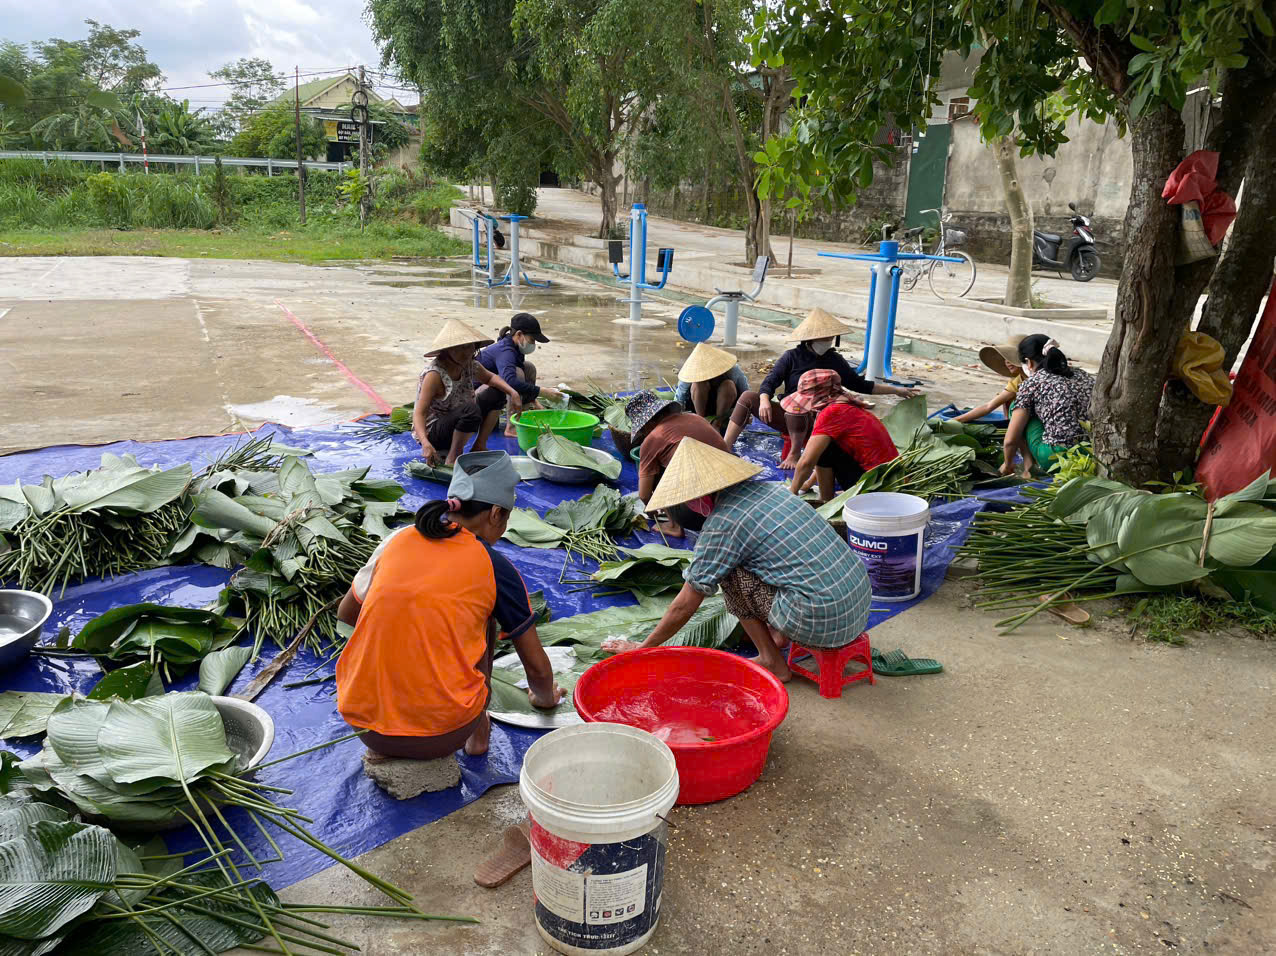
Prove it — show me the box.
[943,114,1131,274]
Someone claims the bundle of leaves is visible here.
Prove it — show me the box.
[406,457,540,485]
[0,454,193,596]
[175,458,407,655]
[71,604,243,684]
[0,695,468,953]
[349,402,414,440]
[536,429,622,481]
[961,473,1276,631]
[582,543,693,598]
[0,439,311,597]
[503,485,646,574]
[536,594,741,651]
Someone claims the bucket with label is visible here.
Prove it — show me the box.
[842,491,929,602]
[519,722,679,956]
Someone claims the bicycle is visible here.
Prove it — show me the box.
[894,208,977,299]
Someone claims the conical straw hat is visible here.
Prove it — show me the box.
[788,307,851,342]
[678,342,739,384]
[423,318,495,357]
[647,437,764,512]
[978,337,1025,378]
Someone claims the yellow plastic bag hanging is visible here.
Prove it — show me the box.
[1172,331,1233,406]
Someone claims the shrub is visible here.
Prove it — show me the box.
[496,180,538,218]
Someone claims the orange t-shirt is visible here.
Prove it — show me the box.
[336,526,533,737]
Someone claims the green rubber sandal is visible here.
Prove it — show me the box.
[871,648,943,677]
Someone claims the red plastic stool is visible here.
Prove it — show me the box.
[786,632,874,699]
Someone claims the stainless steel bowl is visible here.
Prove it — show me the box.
[211,696,275,770]
[527,446,619,484]
[0,589,53,671]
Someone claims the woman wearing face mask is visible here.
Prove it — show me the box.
[1001,334,1093,477]
[476,313,565,439]
[600,438,872,682]
[412,319,523,467]
[723,308,920,469]
[337,451,564,761]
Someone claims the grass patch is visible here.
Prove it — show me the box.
[1127,594,1276,645]
[0,223,466,264]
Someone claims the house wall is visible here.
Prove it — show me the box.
[943,113,1131,275]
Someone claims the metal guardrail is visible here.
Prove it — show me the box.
[0,150,350,175]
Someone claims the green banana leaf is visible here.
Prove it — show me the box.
[55,460,193,516]
[881,395,929,448]
[536,431,622,480]
[535,595,739,651]
[197,647,251,697]
[544,484,644,534]
[529,590,552,624]
[0,802,67,843]
[97,693,237,786]
[489,645,602,719]
[73,604,242,671]
[87,663,163,702]
[502,509,567,549]
[408,459,539,483]
[0,819,116,940]
[0,694,71,741]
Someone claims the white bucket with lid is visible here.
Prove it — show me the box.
[842,492,930,602]
[520,722,679,956]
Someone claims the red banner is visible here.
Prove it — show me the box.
[1196,278,1276,499]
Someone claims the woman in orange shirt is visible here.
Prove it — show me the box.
[336,451,563,759]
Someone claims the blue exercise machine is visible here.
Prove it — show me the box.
[818,240,963,382]
[676,256,769,348]
[466,210,550,289]
[610,203,673,326]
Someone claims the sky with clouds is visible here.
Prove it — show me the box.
[0,1,413,108]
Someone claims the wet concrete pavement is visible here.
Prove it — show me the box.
[0,255,992,455]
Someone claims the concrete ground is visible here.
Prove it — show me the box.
[1,255,1272,954]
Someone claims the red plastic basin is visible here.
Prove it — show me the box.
[573,648,790,805]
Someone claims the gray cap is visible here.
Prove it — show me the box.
[447,450,518,511]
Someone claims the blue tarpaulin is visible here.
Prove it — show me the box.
[0,420,998,889]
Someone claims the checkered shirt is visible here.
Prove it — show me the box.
[686,480,872,646]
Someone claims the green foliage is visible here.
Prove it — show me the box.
[1127,594,1276,646]
[145,99,215,155]
[1048,441,1098,483]
[228,105,326,160]
[496,179,538,217]
[208,57,285,138]
[210,155,232,224]
[750,0,1274,206]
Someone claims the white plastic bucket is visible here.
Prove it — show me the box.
[842,492,930,602]
[520,723,680,956]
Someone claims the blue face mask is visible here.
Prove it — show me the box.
[519,339,536,355]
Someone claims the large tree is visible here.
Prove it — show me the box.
[209,57,284,139]
[754,0,1276,485]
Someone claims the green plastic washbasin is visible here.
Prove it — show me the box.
[511,409,600,452]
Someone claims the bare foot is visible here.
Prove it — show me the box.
[503,426,519,438]
[759,657,793,683]
[464,713,491,756]
[779,454,800,470]
[659,515,685,538]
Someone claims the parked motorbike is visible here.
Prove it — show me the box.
[1033,202,1100,282]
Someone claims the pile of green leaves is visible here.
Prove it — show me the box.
[503,485,646,574]
[536,594,741,652]
[350,403,415,440]
[0,454,194,597]
[0,439,311,597]
[1,692,468,953]
[536,428,622,481]
[70,604,243,684]
[581,543,693,598]
[488,644,602,721]
[176,458,407,655]
[406,457,540,485]
[961,473,1276,631]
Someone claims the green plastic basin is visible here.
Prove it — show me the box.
[511,409,600,452]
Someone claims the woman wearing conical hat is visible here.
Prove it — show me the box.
[674,342,751,435]
[412,318,524,466]
[722,307,920,469]
[601,438,872,682]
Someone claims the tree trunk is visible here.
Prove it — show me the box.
[995,136,1034,308]
[1089,103,1187,485]
[1154,109,1276,473]
[597,164,618,238]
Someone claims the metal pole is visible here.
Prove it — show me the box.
[295,66,306,225]
[358,66,370,230]
[509,220,521,289]
[629,208,642,325]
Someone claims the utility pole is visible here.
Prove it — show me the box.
[294,66,306,225]
[355,66,370,230]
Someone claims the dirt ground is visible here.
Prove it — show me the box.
[2,256,1272,954]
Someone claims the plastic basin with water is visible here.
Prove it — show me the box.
[510,409,599,452]
[574,648,789,805]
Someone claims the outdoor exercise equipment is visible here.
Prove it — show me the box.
[819,240,963,382]
[676,256,769,349]
[465,210,550,289]
[611,203,673,326]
